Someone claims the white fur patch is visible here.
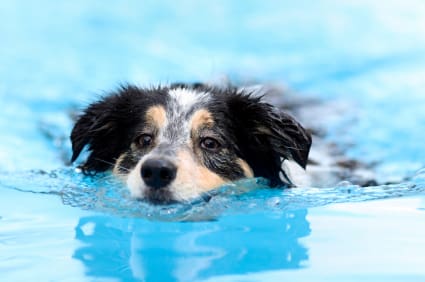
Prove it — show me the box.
[168,88,210,111]
[126,160,145,198]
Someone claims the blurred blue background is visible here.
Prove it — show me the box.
[1,0,425,177]
[1,1,425,281]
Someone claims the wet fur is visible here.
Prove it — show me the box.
[70,83,312,203]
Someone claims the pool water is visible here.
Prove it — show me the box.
[1,1,425,281]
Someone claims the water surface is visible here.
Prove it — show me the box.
[1,1,425,281]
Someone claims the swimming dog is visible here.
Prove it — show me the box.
[70,83,313,203]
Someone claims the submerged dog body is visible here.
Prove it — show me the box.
[71,84,312,203]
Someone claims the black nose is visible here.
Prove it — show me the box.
[141,158,177,189]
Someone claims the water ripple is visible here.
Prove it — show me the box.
[0,168,424,221]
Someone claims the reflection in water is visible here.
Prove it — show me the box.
[73,210,310,281]
[73,217,135,281]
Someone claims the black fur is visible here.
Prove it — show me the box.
[225,92,311,186]
[175,83,312,186]
[71,85,168,172]
[71,83,312,188]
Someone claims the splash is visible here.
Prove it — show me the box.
[1,167,424,221]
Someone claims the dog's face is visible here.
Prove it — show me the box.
[71,84,311,204]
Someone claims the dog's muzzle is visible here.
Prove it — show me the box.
[140,158,177,189]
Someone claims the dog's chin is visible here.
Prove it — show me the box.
[127,177,215,205]
[138,188,177,205]
[134,185,212,205]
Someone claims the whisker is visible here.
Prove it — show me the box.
[93,157,131,173]
[93,157,116,167]
[112,158,132,173]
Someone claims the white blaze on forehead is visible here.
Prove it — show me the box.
[168,88,211,111]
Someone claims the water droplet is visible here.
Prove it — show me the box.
[335,181,360,194]
[267,197,281,207]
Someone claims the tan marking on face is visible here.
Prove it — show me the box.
[196,166,227,189]
[173,150,227,199]
[190,109,214,132]
[145,105,167,129]
[237,158,254,177]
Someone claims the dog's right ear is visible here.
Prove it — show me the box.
[70,86,144,172]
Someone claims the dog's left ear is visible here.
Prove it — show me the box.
[227,93,312,185]
[257,108,312,169]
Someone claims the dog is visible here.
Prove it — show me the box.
[70,83,314,204]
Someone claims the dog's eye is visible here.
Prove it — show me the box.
[136,134,153,148]
[200,137,221,151]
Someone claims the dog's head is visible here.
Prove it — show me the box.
[71,84,311,203]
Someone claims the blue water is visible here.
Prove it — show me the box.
[1,1,425,281]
